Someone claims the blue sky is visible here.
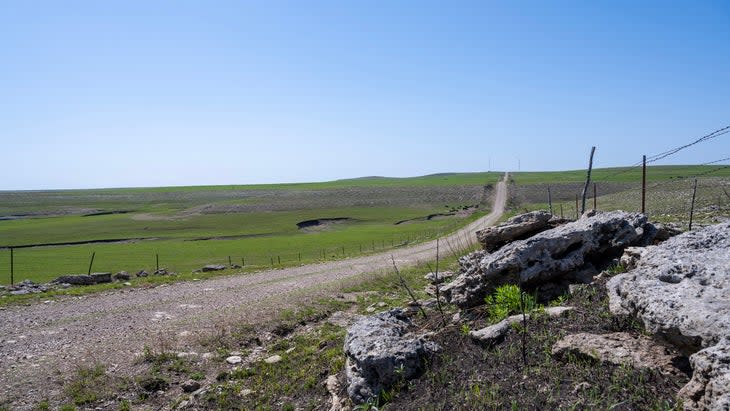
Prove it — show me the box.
[1,1,728,189]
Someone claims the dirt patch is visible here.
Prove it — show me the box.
[395,206,479,225]
[81,210,135,217]
[296,217,355,230]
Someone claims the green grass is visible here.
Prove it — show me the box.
[0,172,501,285]
[511,164,730,184]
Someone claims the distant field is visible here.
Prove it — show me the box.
[0,172,501,284]
[508,165,730,225]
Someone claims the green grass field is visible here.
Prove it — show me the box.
[508,165,730,224]
[0,172,501,284]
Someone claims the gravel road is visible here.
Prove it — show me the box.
[0,175,506,409]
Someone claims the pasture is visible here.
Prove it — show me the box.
[508,165,730,224]
[0,172,501,284]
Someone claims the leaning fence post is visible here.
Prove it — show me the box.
[87,251,96,275]
[689,179,698,230]
[580,146,596,214]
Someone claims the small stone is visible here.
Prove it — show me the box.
[241,388,255,396]
[285,347,295,354]
[365,306,376,313]
[113,271,130,281]
[181,380,201,393]
[123,282,131,286]
[377,302,386,307]
[136,270,149,278]
[572,382,592,393]
[264,355,281,364]
[225,355,242,365]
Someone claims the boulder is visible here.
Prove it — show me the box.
[136,270,149,278]
[90,272,112,284]
[476,210,554,251]
[443,211,656,308]
[154,268,169,275]
[551,332,681,373]
[113,271,130,281]
[53,274,96,286]
[678,338,730,411]
[202,264,226,272]
[607,222,730,410]
[344,309,439,404]
[607,222,730,353]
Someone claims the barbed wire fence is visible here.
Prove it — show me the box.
[536,125,730,227]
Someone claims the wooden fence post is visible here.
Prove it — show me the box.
[580,146,596,214]
[642,155,647,214]
[87,251,96,275]
[547,185,553,215]
[689,179,698,230]
[10,247,14,286]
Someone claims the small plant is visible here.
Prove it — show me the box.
[460,323,472,335]
[606,263,627,275]
[65,363,108,406]
[484,284,539,322]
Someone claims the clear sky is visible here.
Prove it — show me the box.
[1,1,729,189]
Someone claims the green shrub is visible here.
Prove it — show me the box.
[484,284,538,322]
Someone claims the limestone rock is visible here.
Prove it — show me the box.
[607,222,730,353]
[53,274,95,286]
[424,270,454,285]
[607,222,730,410]
[225,355,242,365]
[202,264,226,272]
[470,307,574,346]
[476,210,554,252]
[678,338,730,411]
[344,309,440,404]
[113,271,130,281]
[326,374,348,411]
[551,332,680,372]
[90,272,112,283]
[619,247,648,270]
[264,355,282,364]
[444,211,655,308]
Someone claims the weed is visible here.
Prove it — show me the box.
[484,284,539,322]
[64,363,109,406]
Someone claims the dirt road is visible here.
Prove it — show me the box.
[0,174,507,408]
